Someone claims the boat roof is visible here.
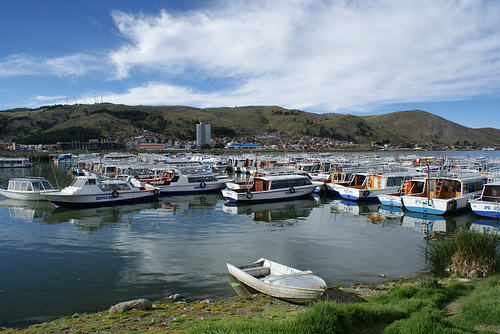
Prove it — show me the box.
[8,177,48,182]
[255,174,310,181]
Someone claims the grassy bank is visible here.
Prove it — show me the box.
[1,274,499,333]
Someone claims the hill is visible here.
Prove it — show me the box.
[0,104,498,147]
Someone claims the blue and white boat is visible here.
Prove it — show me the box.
[468,181,500,218]
[402,171,487,215]
[44,175,160,207]
[335,170,417,201]
[377,178,426,207]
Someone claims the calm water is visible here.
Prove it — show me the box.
[1,151,499,327]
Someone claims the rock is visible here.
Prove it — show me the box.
[167,293,184,300]
[468,270,484,278]
[109,298,153,314]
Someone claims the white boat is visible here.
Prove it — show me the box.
[0,177,58,200]
[43,175,160,207]
[468,181,500,218]
[377,178,426,207]
[222,175,318,202]
[226,258,327,304]
[335,170,418,201]
[0,157,33,168]
[402,171,488,215]
[132,168,230,195]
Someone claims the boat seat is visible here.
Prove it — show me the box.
[242,266,271,277]
[264,270,313,281]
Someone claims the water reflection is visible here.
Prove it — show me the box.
[0,198,55,220]
[43,201,161,231]
[330,199,380,216]
[470,219,500,235]
[402,211,477,239]
[222,198,319,223]
[157,193,223,213]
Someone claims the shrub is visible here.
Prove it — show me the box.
[424,230,499,277]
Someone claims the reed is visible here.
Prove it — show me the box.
[424,230,500,277]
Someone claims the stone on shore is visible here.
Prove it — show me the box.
[109,298,153,314]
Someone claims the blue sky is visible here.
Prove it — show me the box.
[1,0,499,129]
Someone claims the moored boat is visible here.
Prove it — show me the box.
[226,258,327,304]
[0,157,33,168]
[335,170,418,201]
[43,175,160,207]
[377,178,426,207]
[0,177,58,201]
[402,171,487,215]
[468,181,500,218]
[222,174,317,202]
[132,168,229,195]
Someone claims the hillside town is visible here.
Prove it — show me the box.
[0,122,497,153]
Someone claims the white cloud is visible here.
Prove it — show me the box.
[0,53,106,78]
[106,0,500,112]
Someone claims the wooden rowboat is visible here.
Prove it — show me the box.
[226,258,327,304]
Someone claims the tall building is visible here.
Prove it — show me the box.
[196,122,211,148]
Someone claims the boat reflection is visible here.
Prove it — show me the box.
[367,206,405,225]
[227,274,258,298]
[330,199,380,216]
[222,198,319,222]
[43,201,160,231]
[0,198,55,220]
[470,219,500,235]
[402,211,477,239]
[157,193,223,214]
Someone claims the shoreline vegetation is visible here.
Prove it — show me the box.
[1,274,499,333]
[1,197,499,333]
[1,244,499,334]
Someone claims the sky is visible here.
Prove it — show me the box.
[1,0,499,129]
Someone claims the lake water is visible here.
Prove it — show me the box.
[1,151,499,327]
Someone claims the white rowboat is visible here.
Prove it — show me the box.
[226,258,327,304]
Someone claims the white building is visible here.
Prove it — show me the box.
[196,122,211,148]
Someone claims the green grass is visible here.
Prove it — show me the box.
[424,230,499,277]
[3,275,500,333]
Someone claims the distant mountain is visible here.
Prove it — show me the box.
[0,104,498,147]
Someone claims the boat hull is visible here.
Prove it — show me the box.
[44,191,157,207]
[337,185,400,201]
[377,194,403,207]
[158,182,226,195]
[226,259,326,304]
[221,184,317,203]
[0,189,58,201]
[401,195,467,215]
[469,200,500,218]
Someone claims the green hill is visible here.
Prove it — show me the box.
[0,104,498,147]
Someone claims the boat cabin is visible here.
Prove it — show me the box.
[480,182,500,202]
[7,178,55,192]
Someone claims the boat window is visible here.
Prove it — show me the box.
[99,184,113,192]
[20,182,28,192]
[188,177,196,183]
[387,177,395,187]
[71,178,87,188]
[110,184,120,191]
[32,181,41,191]
[41,180,54,190]
[394,177,403,186]
[87,179,97,185]
[205,176,215,182]
[196,177,205,183]
[119,184,130,190]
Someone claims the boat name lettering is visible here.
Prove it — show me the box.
[96,195,112,200]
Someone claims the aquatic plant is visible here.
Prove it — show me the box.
[424,229,499,277]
